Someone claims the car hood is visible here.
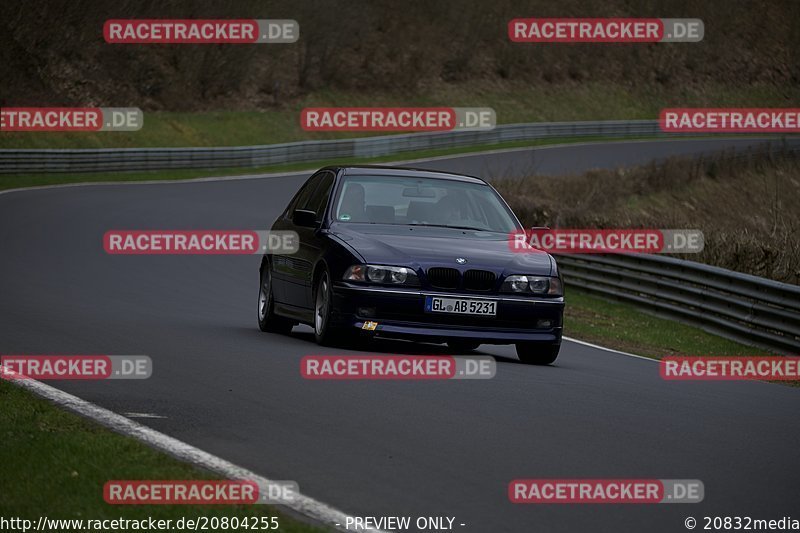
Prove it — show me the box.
[329,223,553,276]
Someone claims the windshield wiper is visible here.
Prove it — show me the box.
[408,223,491,232]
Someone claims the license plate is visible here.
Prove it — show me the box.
[425,296,497,316]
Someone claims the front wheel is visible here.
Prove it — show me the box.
[515,343,560,365]
[258,263,294,334]
[313,270,341,346]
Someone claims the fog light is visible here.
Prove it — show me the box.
[358,307,376,318]
[537,319,552,328]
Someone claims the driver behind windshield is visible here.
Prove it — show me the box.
[434,192,468,226]
[338,183,366,222]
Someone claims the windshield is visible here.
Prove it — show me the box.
[333,175,521,233]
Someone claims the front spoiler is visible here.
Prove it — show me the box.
[350,320,562,344]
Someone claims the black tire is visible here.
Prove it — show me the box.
[515,343,560,365]
[258,262,294,334]
[447,340,481,353]
[313,269,342,346]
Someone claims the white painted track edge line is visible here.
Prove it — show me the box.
[0,367,387,533]
[563,336,658,362]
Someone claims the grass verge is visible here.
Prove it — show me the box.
[564,287,769,359]
[1,82,797,149]
[496,144,800,285]
[0,379,327,532]
[564,287,800,386]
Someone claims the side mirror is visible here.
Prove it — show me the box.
[292,209,318,228]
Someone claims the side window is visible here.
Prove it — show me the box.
[285,172,324,217]
[303,172,335,221]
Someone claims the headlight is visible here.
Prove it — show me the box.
[344,264,420,286]
[501,275,562,296]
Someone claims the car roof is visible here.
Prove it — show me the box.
[322,165,488,185]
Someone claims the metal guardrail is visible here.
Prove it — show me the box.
[0,119,669,174]
[557,253,800,355]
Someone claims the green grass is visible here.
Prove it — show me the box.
[0,134,676,192]
[0,380,327,532]
[565,287,771,359]
[2,82,796,149]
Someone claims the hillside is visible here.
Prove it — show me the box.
[2,0,798,112]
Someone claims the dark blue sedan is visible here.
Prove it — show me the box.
[258,166,564,364]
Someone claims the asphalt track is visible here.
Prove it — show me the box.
[2,138,799,532]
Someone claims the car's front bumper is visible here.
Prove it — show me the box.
[331,283,564,344]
